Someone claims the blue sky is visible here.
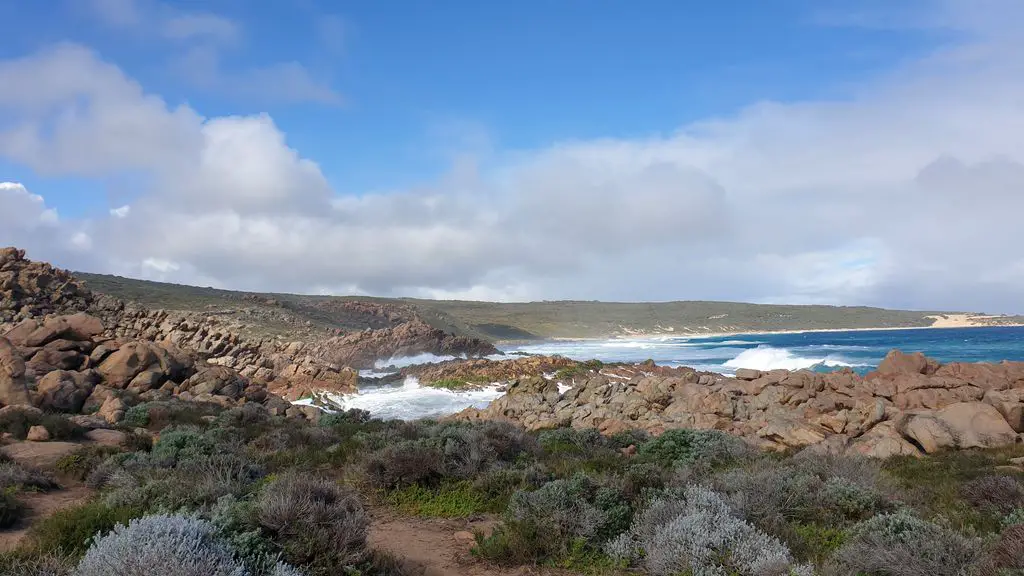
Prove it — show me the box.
[1,0,1023,311]
[1,0,948,214]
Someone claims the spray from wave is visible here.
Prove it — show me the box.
[722,345,862,372]
[313,376,505,420]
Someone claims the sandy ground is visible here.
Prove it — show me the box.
[368,509,577,576]
[0,442,95,553]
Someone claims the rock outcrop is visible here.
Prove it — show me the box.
[1,248,498,400]
[1,312,298,423]
[452,350,1024,458]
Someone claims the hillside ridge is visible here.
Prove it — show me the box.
[73,271,1024,342]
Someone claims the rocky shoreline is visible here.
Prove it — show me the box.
[450,350,1024,458]
[5,246,1024,461]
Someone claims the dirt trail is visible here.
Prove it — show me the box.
[368,510,576,576]
[0,441,95,553]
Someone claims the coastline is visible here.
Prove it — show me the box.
[496,318,1024,346]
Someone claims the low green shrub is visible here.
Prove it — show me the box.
[256,473,369,576]
[0,488,24,529]
[637,428,751,468]
[386,481,491,517]
[0,409,39,439]
[28,500,142,557]
[55,445,121,482]
[40,414,85,441]
[605,485,811,576]
[826,510,985,576]
[0,550,75,576]
[150,426,216,464]
[475,474,631,565]
[364,441,443,489]
[0,461,59,492]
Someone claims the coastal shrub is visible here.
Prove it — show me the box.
[479,420,540,462]
[385,481,491,517]
[712,457,893,537]
[826,510,985,576]
[538,427,605,455]
[470,464,549,509]
[40,414,85,441]
[55,445,120,482]
[435,426,497,479]
[0,551,75,576]
[0,461,59,491]
[29,500,142,557]
[150,426,216,464]
[256,473,369,574]
[605,485,810,576]
[0,409,39,439]
[475,474,630,565]
[74,514,247,576]
[638,428,751,468]
[364,441,442,489]
[209,495,297,576]
[122,399,223,429]
[214,403,272,428]
[1004,507,1024,528]
[961,474,1024,516]
[607,428,650,449]
[95,450,264,513]
[0,488,24,529]
[318,408,372,427]
[987,524,1024,571]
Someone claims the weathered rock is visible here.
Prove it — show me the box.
[24,313,104,347]
[901,402,1018,453]
[26,425,50,442]
[98,395,126,424]
[84,428,128,446]
[0,336,31,406]
[876,350,938,376]
[734,368,762,381]
[848,421,922,458]
[36,369,100,412]
[756,416,829,448]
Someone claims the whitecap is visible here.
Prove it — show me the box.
[722,346,853,372]
[319,376,505,420]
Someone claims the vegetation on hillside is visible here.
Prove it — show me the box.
[73,272,1019,343]
[2,403,1023,575]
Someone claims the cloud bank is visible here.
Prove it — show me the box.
[1,1,1023,312]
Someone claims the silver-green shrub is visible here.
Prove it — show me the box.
[606,484,812,576]
[74,514,246,576]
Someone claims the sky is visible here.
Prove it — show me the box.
[1,0,1023,313]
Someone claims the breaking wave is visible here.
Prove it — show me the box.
[316,377,505,421]
[722,346,861,372]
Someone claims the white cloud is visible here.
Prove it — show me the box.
[110,205,131,218]
[2,0,1024,311]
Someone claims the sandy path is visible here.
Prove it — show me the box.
[368,509,576,576]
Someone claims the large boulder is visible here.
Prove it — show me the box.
[0,336,31,406]
[876,350,938,376]
[23,313,104,347]
[183,365,248,399]
[848,421,923,458]
[901,402,1019,453]
[756,416,829,448]
[36,369,100,412]
[97,341,194,388]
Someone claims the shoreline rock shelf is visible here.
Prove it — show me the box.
[451,350,1024,458]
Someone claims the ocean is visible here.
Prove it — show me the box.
[327,326,1024,420]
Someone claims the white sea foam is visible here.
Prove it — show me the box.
[373,353,464,370]
[722,346,857,372]
[319,376,505,420]
[358,369,398,379]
